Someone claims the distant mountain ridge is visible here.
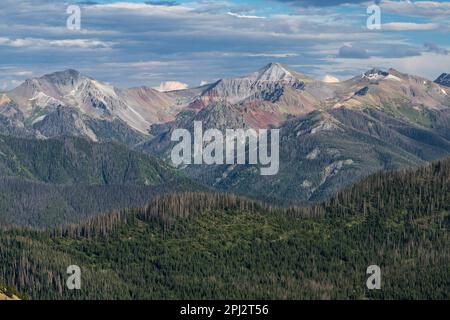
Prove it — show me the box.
[1,63,450,206]
[138,64,450,204]
[1,70,187,144]
[7,69,181,131]
[3,64,449,141]
[186,62,331,128]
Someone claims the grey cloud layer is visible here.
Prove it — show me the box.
[0,0,448,89]
[271,0,372,7]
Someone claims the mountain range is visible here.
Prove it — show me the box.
[1,62,450,209]
[139,63,450,204]
[0,63,449,300]
[0,69,184,144]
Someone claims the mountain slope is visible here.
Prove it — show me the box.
[0,177,201,227]
[141,65,450,204]
[0,135,175,185]
[0,135,204,227]
[201,62,313,104]
[7,70,179,132]
[185,62,336,128]
[1,70,185,145]
[182,108,450,204]
[335,68,450,113]
[142,107,450,205]
[0,158,448,299]
[2,64,450,207]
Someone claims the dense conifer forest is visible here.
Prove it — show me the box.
[0,135,204,227]
[0,158,448,299]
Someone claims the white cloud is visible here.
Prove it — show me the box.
[155,81,189,92]
[47,39,113,48]
[11,70,34,77]
[325,52,450,81]
[245,53,299,58]
[322,75,340,83]
[227,12,266,19]
[0,37,112,48]
[89,2,189,15]
[0,0,447,88]
[382,22,439,31]
[102,61,175,68]
[381,1,450,17]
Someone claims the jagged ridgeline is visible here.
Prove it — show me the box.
[3,65,450,205]
[0,159,448,299]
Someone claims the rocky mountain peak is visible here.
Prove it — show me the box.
[364,68,389,78]
[256,62,295,82]
[41,69,83,85]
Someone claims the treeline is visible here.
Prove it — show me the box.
[0,158,447,299]
[54,158,450,238]
[53,192,328,239]
[316,157,450,219]
[0,176,202,228]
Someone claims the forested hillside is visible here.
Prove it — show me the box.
[0,135,174,185]
[0,135,204,227]
[0,178,202,227]
[0,158,448,299]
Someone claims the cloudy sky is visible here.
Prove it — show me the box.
[0,0,449,90]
